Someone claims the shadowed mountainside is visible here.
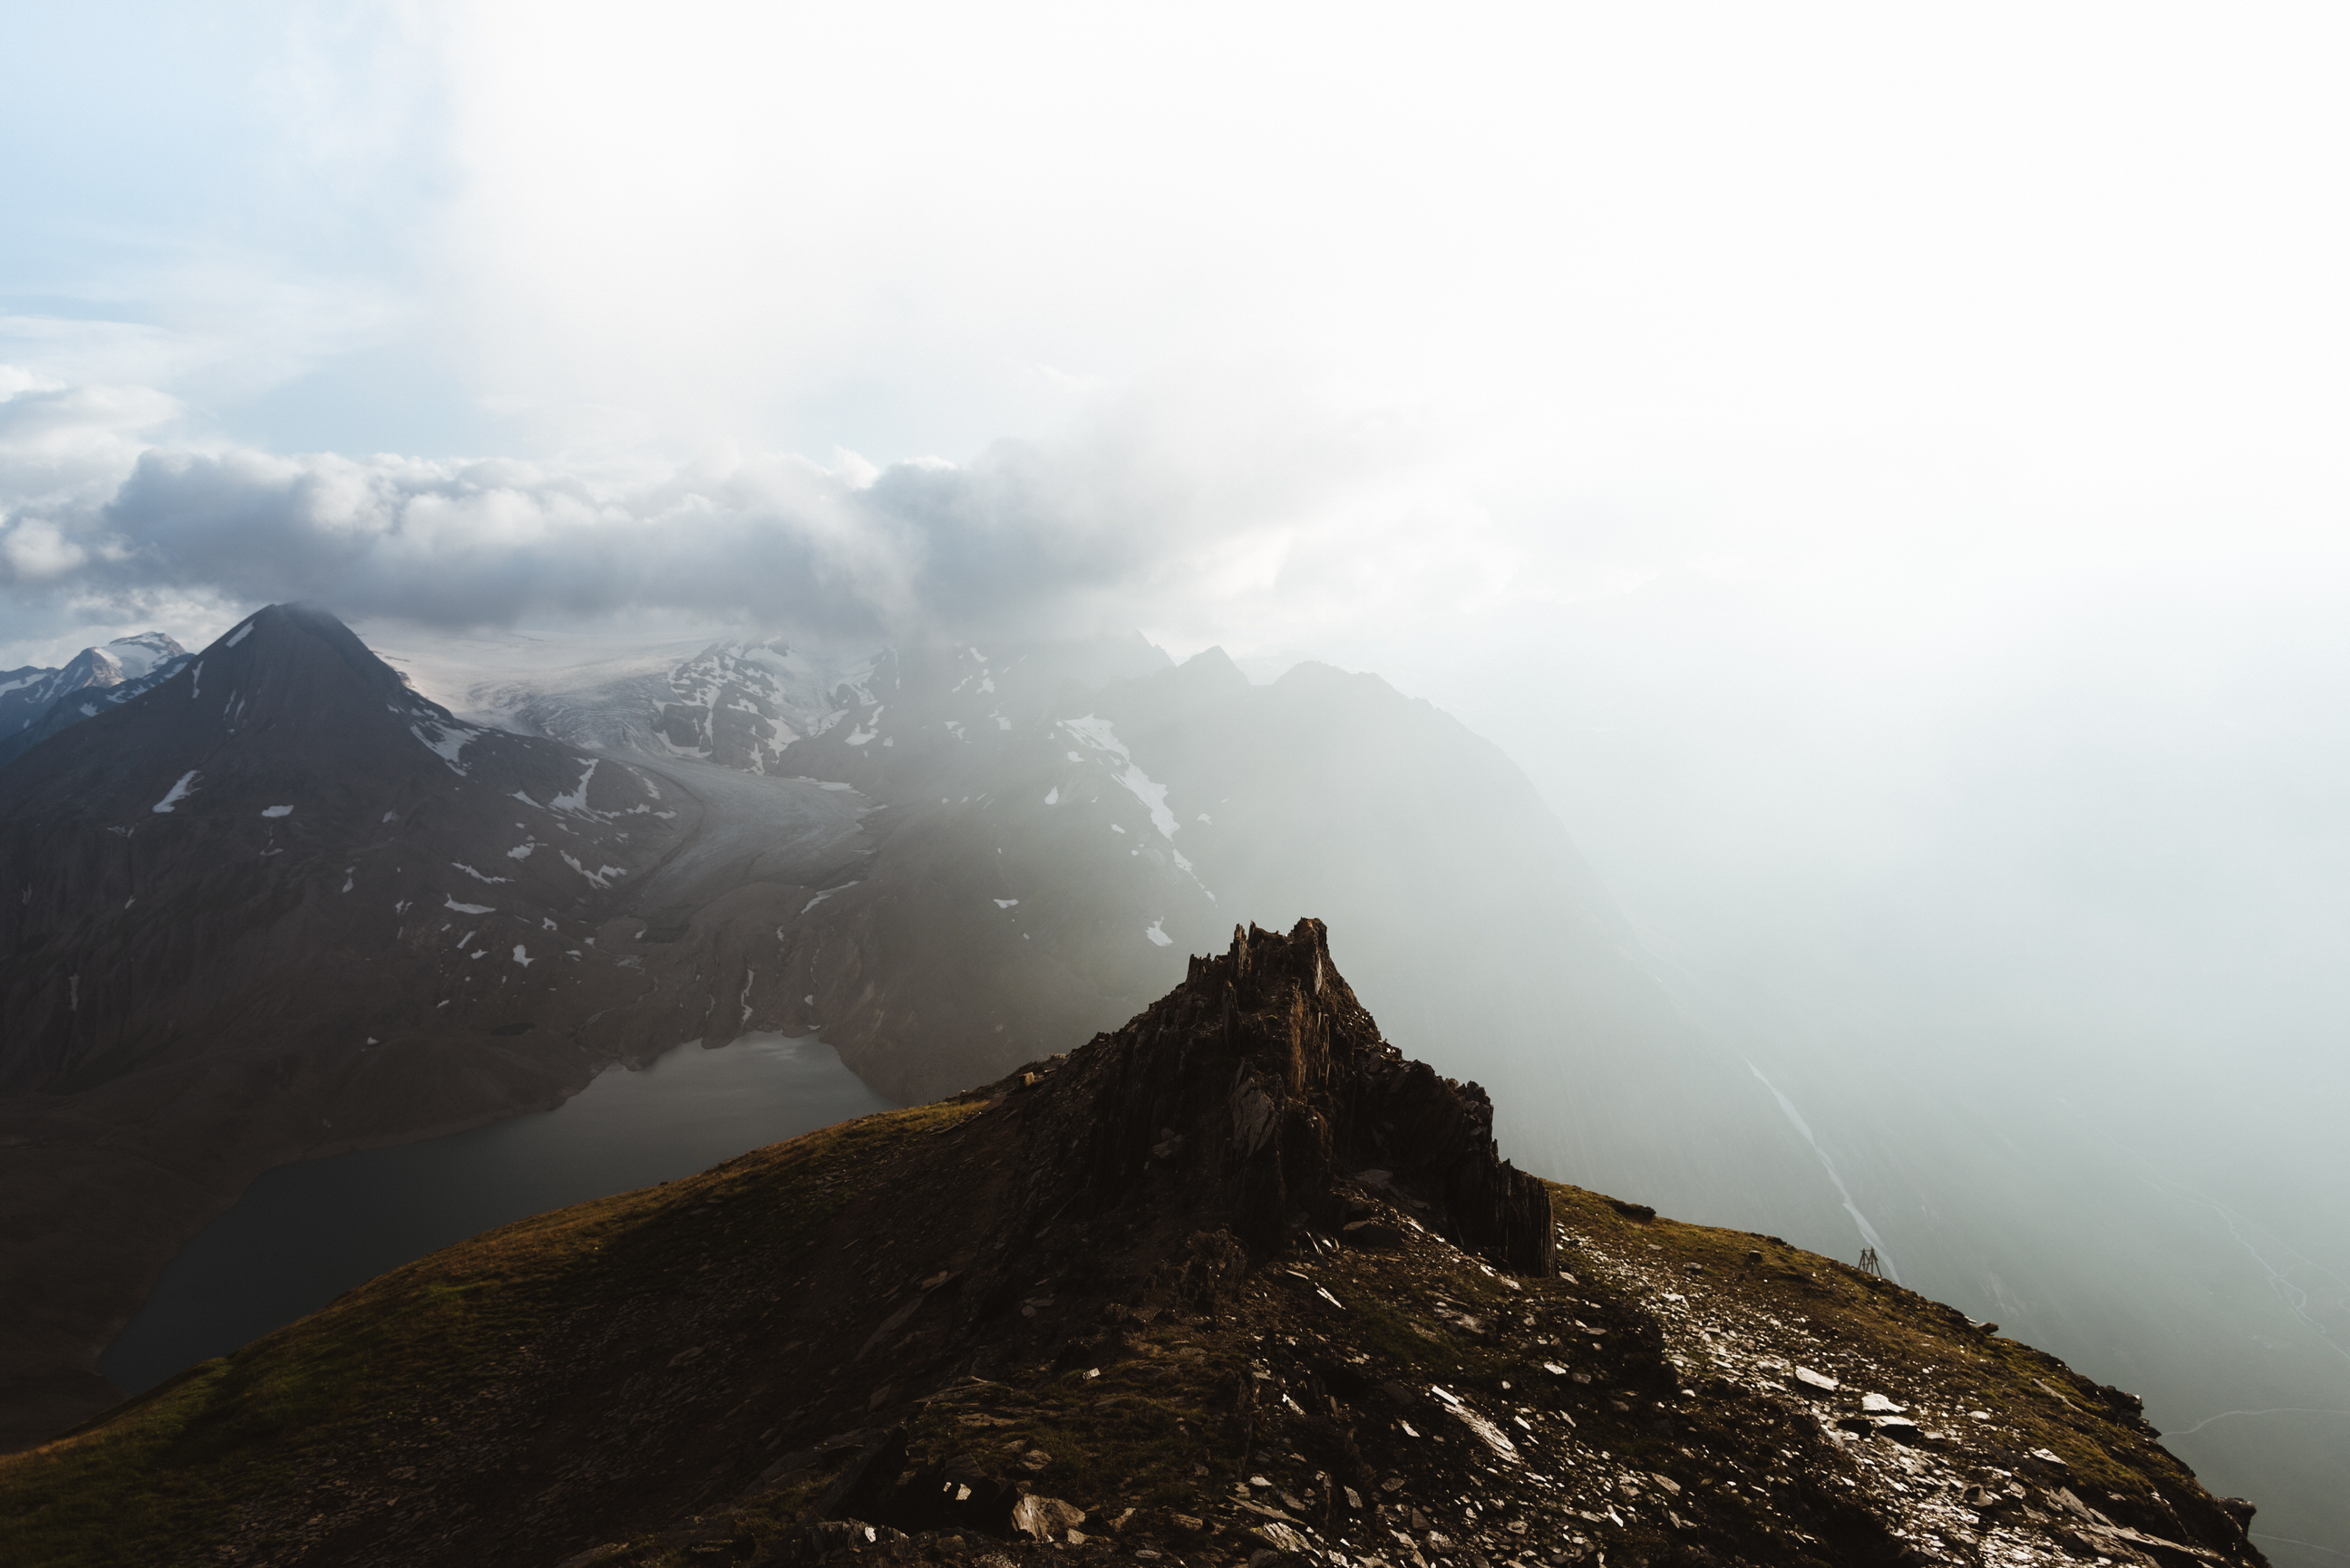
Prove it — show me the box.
[0,605,825,1445]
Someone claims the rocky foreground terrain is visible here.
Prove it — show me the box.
[0,922,2261,1568]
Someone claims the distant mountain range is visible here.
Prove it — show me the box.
[0,632,191,769]
[0,607,2331,1561]
[0,606,1840,1452]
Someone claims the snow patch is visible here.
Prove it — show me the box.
[801,883,857,915]
[559,851,624,889]
[549,759,599,813]
[445,897,494,915]
[512,944,533,968]
[452,862,511,885]
[995,898,1020,908]
[1061,715,1181,840]
[1044,787,1060,806]
[151,769,199,813]
[260,805,294,818]
[410,720,476,775]
[225,621,255,648]
[1145,919,1172,947]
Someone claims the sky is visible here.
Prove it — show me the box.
[7,0,2350,1120]
[4,4,2347,1059]
[8,5,2350,1549]
[8,2,2350,660]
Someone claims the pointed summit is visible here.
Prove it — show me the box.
[170,602,460,740]
[1006,916,1555,1276]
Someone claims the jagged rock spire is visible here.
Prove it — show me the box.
[996,916,1555,1276]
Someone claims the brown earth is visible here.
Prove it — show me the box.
[0,922,2266,1568]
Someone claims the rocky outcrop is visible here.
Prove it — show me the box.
[998,917,1555,1277]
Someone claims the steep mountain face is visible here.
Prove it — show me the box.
[0,603,686,1096]
[0,632,189,766]
[0,924,2265,1568]
[0,606,832,1446]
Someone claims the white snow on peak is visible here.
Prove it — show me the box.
[1145,919,1173,947]
[109,632,186,679]
[994,898,1020,908]
[151,769,199,814]
[260,805,294,818]
[444,895,494,915]
[223,621,255,650]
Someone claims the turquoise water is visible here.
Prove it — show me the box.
[100,1032,894,1394]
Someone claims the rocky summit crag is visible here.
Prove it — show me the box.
[0,923,2265,1568]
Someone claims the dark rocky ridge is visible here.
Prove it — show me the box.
[1012,923,1555,1278]
[0,923,2266,1568]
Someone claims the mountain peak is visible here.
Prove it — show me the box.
[194,603,450,722]
[1006,916,1555,1275]
[102,632,185,682]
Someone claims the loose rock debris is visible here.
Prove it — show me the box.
[0,921,2267,1568]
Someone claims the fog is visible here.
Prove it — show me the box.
[5,4,2349,1557]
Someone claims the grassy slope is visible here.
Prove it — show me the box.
[0,1118,2253,1568]
[0,1103,971,1568]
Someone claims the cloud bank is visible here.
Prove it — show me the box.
[0,367,1488,653]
